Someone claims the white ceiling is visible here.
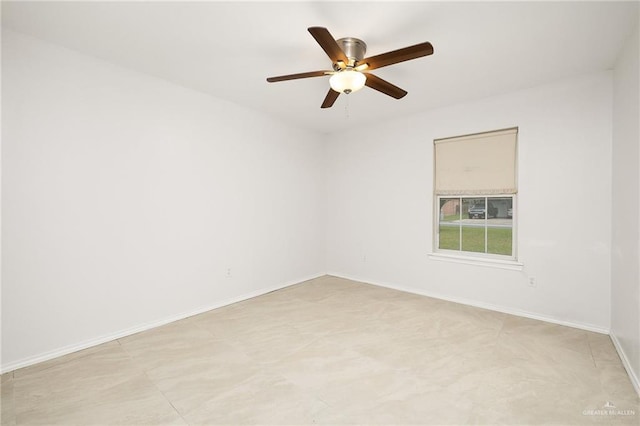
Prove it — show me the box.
[3,1,638,134]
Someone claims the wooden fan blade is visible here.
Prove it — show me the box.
[364,73,407,99]
[266,71,329,83]
[360,42,433,70]
[321,89,340,108]
[308,27,348,64]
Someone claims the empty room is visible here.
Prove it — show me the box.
[1,1,639,425]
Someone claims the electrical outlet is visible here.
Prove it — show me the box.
[226,268,232,278]
[528,276,537,287]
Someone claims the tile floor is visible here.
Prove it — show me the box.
[1,275,638,425]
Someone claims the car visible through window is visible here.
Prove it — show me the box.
[468,201,497,219]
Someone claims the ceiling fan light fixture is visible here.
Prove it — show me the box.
[266,27,434,108]
[329,69,366,94]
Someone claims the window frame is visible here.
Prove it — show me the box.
[431,127,520,269]
[433,194,518,262]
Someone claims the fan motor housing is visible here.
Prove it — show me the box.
[336,37,367,66]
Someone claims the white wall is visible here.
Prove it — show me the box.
[1,30,326,371]
[1,25,631,378]
[611,23,640,393]
[326,71,613,331]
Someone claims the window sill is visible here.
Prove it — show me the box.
[428,253,524,271]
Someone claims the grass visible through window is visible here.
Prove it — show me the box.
[438,226,512,255]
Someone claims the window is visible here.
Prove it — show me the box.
[438,196,514,256]
[433,128,517,261]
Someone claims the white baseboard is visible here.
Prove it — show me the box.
[327,272,610,334]
[0,273,325,374]
[4,272,618,376]
[610,333,640,397]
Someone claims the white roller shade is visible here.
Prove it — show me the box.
[434,128,517,195]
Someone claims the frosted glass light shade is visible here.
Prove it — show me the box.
[329,70,366,94]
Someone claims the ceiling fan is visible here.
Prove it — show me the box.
[266,27,434,109]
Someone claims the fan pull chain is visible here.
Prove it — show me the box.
[344,94,350,119]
